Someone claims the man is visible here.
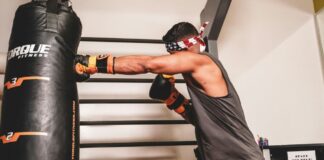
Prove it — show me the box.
[74,22,264,160]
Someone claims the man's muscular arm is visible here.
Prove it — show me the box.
[114,52,210,75]
[74,51,212,81]
[113,55,153,74]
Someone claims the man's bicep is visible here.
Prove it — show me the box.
[146,53,199,74]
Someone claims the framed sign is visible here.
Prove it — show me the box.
[287,150,316,160]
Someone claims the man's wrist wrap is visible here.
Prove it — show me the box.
[95,55,115,74]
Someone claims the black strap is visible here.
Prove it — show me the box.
[31,0,72,31]
[46,0,58,13]
[32,0,70,6]
[32,0,70,13]
[45,0,60,32]
[168,94,185,110]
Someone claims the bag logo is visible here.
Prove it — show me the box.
[8,44,51,61]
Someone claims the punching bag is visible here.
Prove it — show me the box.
[0,0,82,159]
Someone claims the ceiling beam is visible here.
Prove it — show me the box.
[200,0,231,58]
[200,0,231,41]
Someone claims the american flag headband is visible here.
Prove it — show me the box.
[165,22,209,52]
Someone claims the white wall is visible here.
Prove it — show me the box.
[318,9,324,47]
[218,0,324,145]
[315,7,324,145]
[0,0,324,159]
[316,8,324,81]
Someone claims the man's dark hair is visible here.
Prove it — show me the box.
[162,22,199,43]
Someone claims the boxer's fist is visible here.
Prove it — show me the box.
[149,74,175,100]
[149,74,189,114]
[73,55,96,82]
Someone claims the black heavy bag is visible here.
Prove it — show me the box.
[0,0,82,159]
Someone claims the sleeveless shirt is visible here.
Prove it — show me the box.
[183,53,264,160]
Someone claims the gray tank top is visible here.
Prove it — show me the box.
[183,53,264,160]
